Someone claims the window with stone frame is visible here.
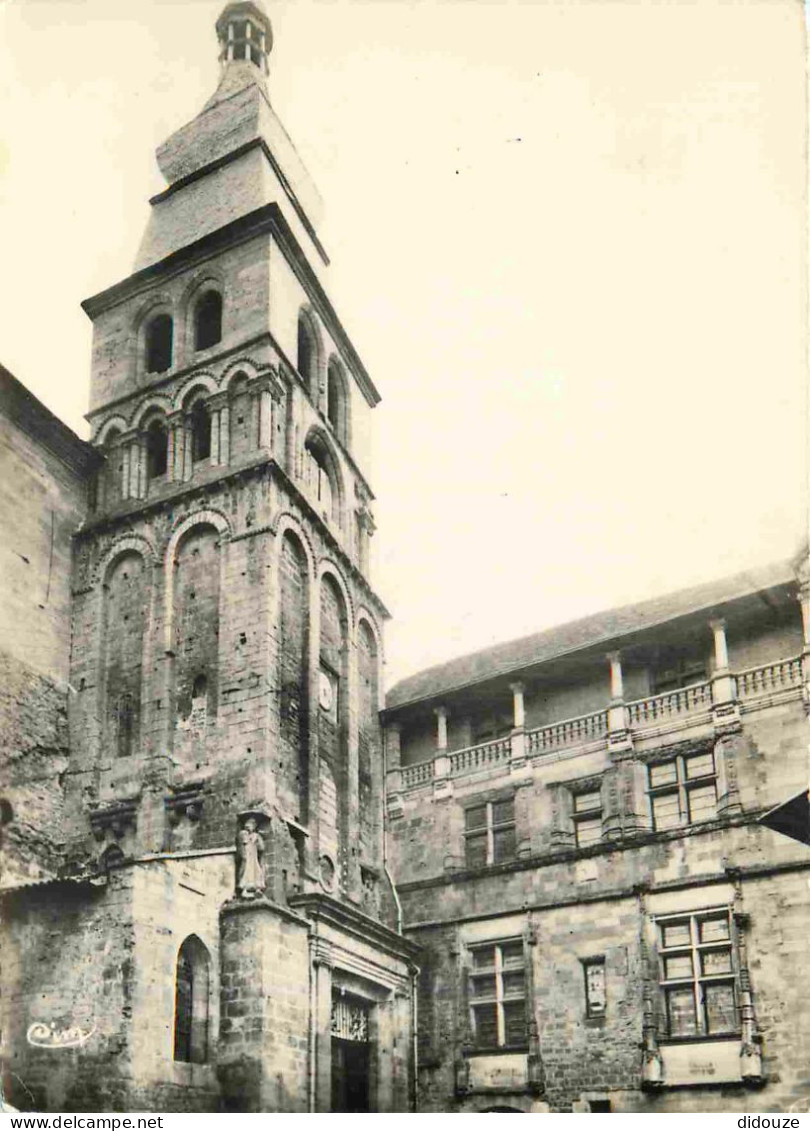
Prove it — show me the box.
[468,939,527,1050]
[648,748,718,831]
[173,935,210,1063]
[572,787,603,848]
[656,908,740,1039]
[464,797,516,868]
[145,313,173,374]
[582,957,606,1018]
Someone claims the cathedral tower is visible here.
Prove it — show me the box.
[2,3,416,1113]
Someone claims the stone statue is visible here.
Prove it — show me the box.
[236,817,265,899]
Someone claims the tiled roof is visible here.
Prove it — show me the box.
[385,560,797,711]
[0,364,99,476]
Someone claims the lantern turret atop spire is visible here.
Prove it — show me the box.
[216,1,272,76]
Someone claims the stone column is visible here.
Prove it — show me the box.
[710,618,740,732]
[389,990,412,1113]
[385,722,403,819]
[123,434,142,500]
[715,734,742,816]
[210,406,220,465]
[168,413,186,482]
[797,561,810,713]
[312,940,333,1113]
[433,706,452,799]
[734,910,762,1083]
[220,401,231,466]
[135,437,147,498]
[257,380,274,451]
[602,758,647,842]
[182,414,193,480]
[606,652,632,754]
[548,782,575,852]
[435,705,448,751]
[510,681,526,769]
[345,635,361,901]
[120,440,131,500]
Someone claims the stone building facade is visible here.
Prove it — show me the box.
[1,2,416,1113]
[383,561,810,1113]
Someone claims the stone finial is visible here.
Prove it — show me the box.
[215,1,272,77]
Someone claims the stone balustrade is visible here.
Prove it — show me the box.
[625,681,711,726]
[401,760,435,789]
[526,709,608,755]
[449,735,511,774]
[736,656,802,699]
[393,654,806,796]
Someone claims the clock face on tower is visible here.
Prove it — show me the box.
[318,669,334,712]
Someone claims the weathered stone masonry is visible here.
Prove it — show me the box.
[385,565,810,1113]
[1,3,417,1113]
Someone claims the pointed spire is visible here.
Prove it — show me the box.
[215,1,273,77]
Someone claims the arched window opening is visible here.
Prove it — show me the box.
[88,471,99,513]
[146,419,168,479]
[327,360,347,442]
[174,937,210,1064]
[145,314,173,374]
[194,291,222,352]
[297,314,318,397]
[190,401,212,463]
[0,799,13,826]
[192,673,208,701]
[117,693,135,758]
[306,440,336,523]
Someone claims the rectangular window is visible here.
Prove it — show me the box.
[469,939,527,1050]
[657,909,739,1039]
[573,789,603,848]
[464,798,516,867]
[583,957,606,1017]
[648,750,717,831]
[651,658,707,694]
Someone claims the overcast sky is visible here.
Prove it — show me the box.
[0,0,807,690]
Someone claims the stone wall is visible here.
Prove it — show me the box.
[0,376,94,888]
[389,653,810,1112]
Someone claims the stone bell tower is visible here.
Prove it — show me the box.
[14,0,419,1112]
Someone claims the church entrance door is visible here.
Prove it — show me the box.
[330,992,371,1112]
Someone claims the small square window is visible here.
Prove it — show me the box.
[572,786,603,848]
[583,958,606,1017]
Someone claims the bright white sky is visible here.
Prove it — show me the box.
[0,0,807,690]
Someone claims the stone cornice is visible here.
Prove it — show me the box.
[393,807,787,899]
[148,137,329,269]
[84,334,375,503]
[72,454,391,622]
[400,849,810,933]
[81,202,381,408]
[288,891,421,966]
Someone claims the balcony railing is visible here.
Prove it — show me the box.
[526,709,608,756]
[393,654,805,793]
[449,735,511,775]
[736,656,802,699]
[626,681,711,727]
[401,760,434,789]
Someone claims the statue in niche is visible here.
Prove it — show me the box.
[236,817,265,899]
